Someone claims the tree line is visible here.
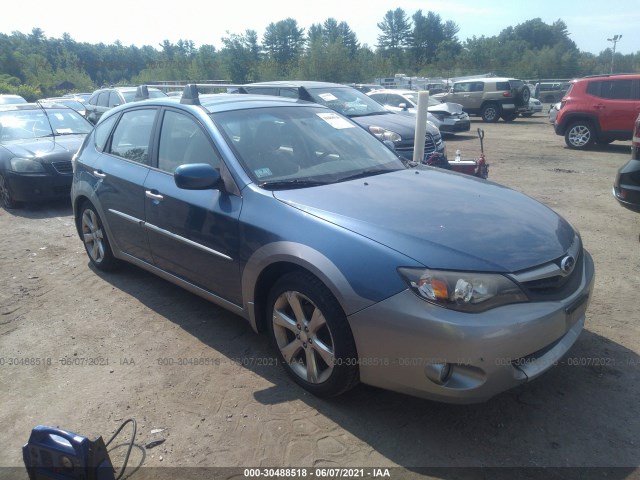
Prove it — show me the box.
[1,8,638,101]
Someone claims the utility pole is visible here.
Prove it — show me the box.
[607,35,622,74]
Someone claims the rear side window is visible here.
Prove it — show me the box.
[108,109,157,165]
[587,80,634,100]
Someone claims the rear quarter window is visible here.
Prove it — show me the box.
[585,80,636,100]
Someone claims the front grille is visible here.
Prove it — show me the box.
[515,250,583,301]
[424,133,437,155]
[51,161,72,174]
[396,133,442,159]
[510,235,584,301]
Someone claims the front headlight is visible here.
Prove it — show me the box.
[398,268,528,313]
[368,126,401,143]
[10,157,46,173]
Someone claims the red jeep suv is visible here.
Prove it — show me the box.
[554,74,640,149]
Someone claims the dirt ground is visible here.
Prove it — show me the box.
[1,112,639,479]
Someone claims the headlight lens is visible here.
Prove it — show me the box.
[10,157,46,173]
[368,126,401,143]
[398,268,528,313]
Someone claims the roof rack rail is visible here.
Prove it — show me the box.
[134,85,149,101]
[173,83,250,105]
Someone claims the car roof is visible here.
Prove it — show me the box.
[0,103,56,111]
[369,89,414,94]
[454,77,515,83]
[103,92,319,117]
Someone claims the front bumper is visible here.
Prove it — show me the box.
[3,170,72,203]
[439,119,471,133]
[347,250,595,403]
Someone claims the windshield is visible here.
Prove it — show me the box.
[214,106,405,189]
[306,86,389,117]
[0,108,92,142]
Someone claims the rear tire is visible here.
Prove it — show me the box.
[481,104,500,123]
[267,271,359,397]
[564,121,595,150]
[79,202,119,271]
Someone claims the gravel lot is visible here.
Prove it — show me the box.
[1,113,639,479]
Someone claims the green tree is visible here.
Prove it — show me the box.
[262,18,305,75]
[376,8,412,52]
[220,30,260,83]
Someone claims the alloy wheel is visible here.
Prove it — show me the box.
[272,290,335,384]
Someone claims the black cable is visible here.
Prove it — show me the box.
[105,418,137,480]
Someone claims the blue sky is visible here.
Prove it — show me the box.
[1,0,638,56]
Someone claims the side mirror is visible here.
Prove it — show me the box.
[174,163,222,190]
[399,103,408,111]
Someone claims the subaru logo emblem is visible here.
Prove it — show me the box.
[560,255,576,275]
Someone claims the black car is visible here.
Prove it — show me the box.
[85,86,167,124]
[238,81,446,161]
[613,113,640,212]
[0,103,93,208]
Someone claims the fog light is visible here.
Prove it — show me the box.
[425,362,452,385]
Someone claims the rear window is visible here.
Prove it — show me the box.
[495,82,511,91]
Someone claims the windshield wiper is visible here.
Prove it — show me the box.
[347,111,389,118]
[338,168,396,182]
[259,179,328,190]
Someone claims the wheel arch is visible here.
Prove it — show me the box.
[242,242,376,334]
[72,194,92,237]
[556,112,601,137]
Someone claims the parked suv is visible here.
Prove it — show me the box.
[432,77,530,122]
[237,81,446,161]
[534,82,570,103]
[554,74,640,150]
[85,86,167,124]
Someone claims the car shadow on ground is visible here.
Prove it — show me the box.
[568,143,631,155]
[93,262,640,474]
[1,198,72,219]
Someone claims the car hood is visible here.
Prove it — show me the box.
[429,102,465,115]
[0,135,85,162]
[349,111,440,138]
[273,169,575,272]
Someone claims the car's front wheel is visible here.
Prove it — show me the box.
[80,202,119,271]
[0,174,21,209]
[481,103,500,123]
[565,121,595,149]
[267,271,359,397]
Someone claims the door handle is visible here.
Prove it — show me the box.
[145,190,164,201]
[93,170,106,178]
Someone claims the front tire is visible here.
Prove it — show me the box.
[80,202,119,271]
[267,271,359,397]
[481,103,500,123]
[565,121,595,149]
[0,174,21,209]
